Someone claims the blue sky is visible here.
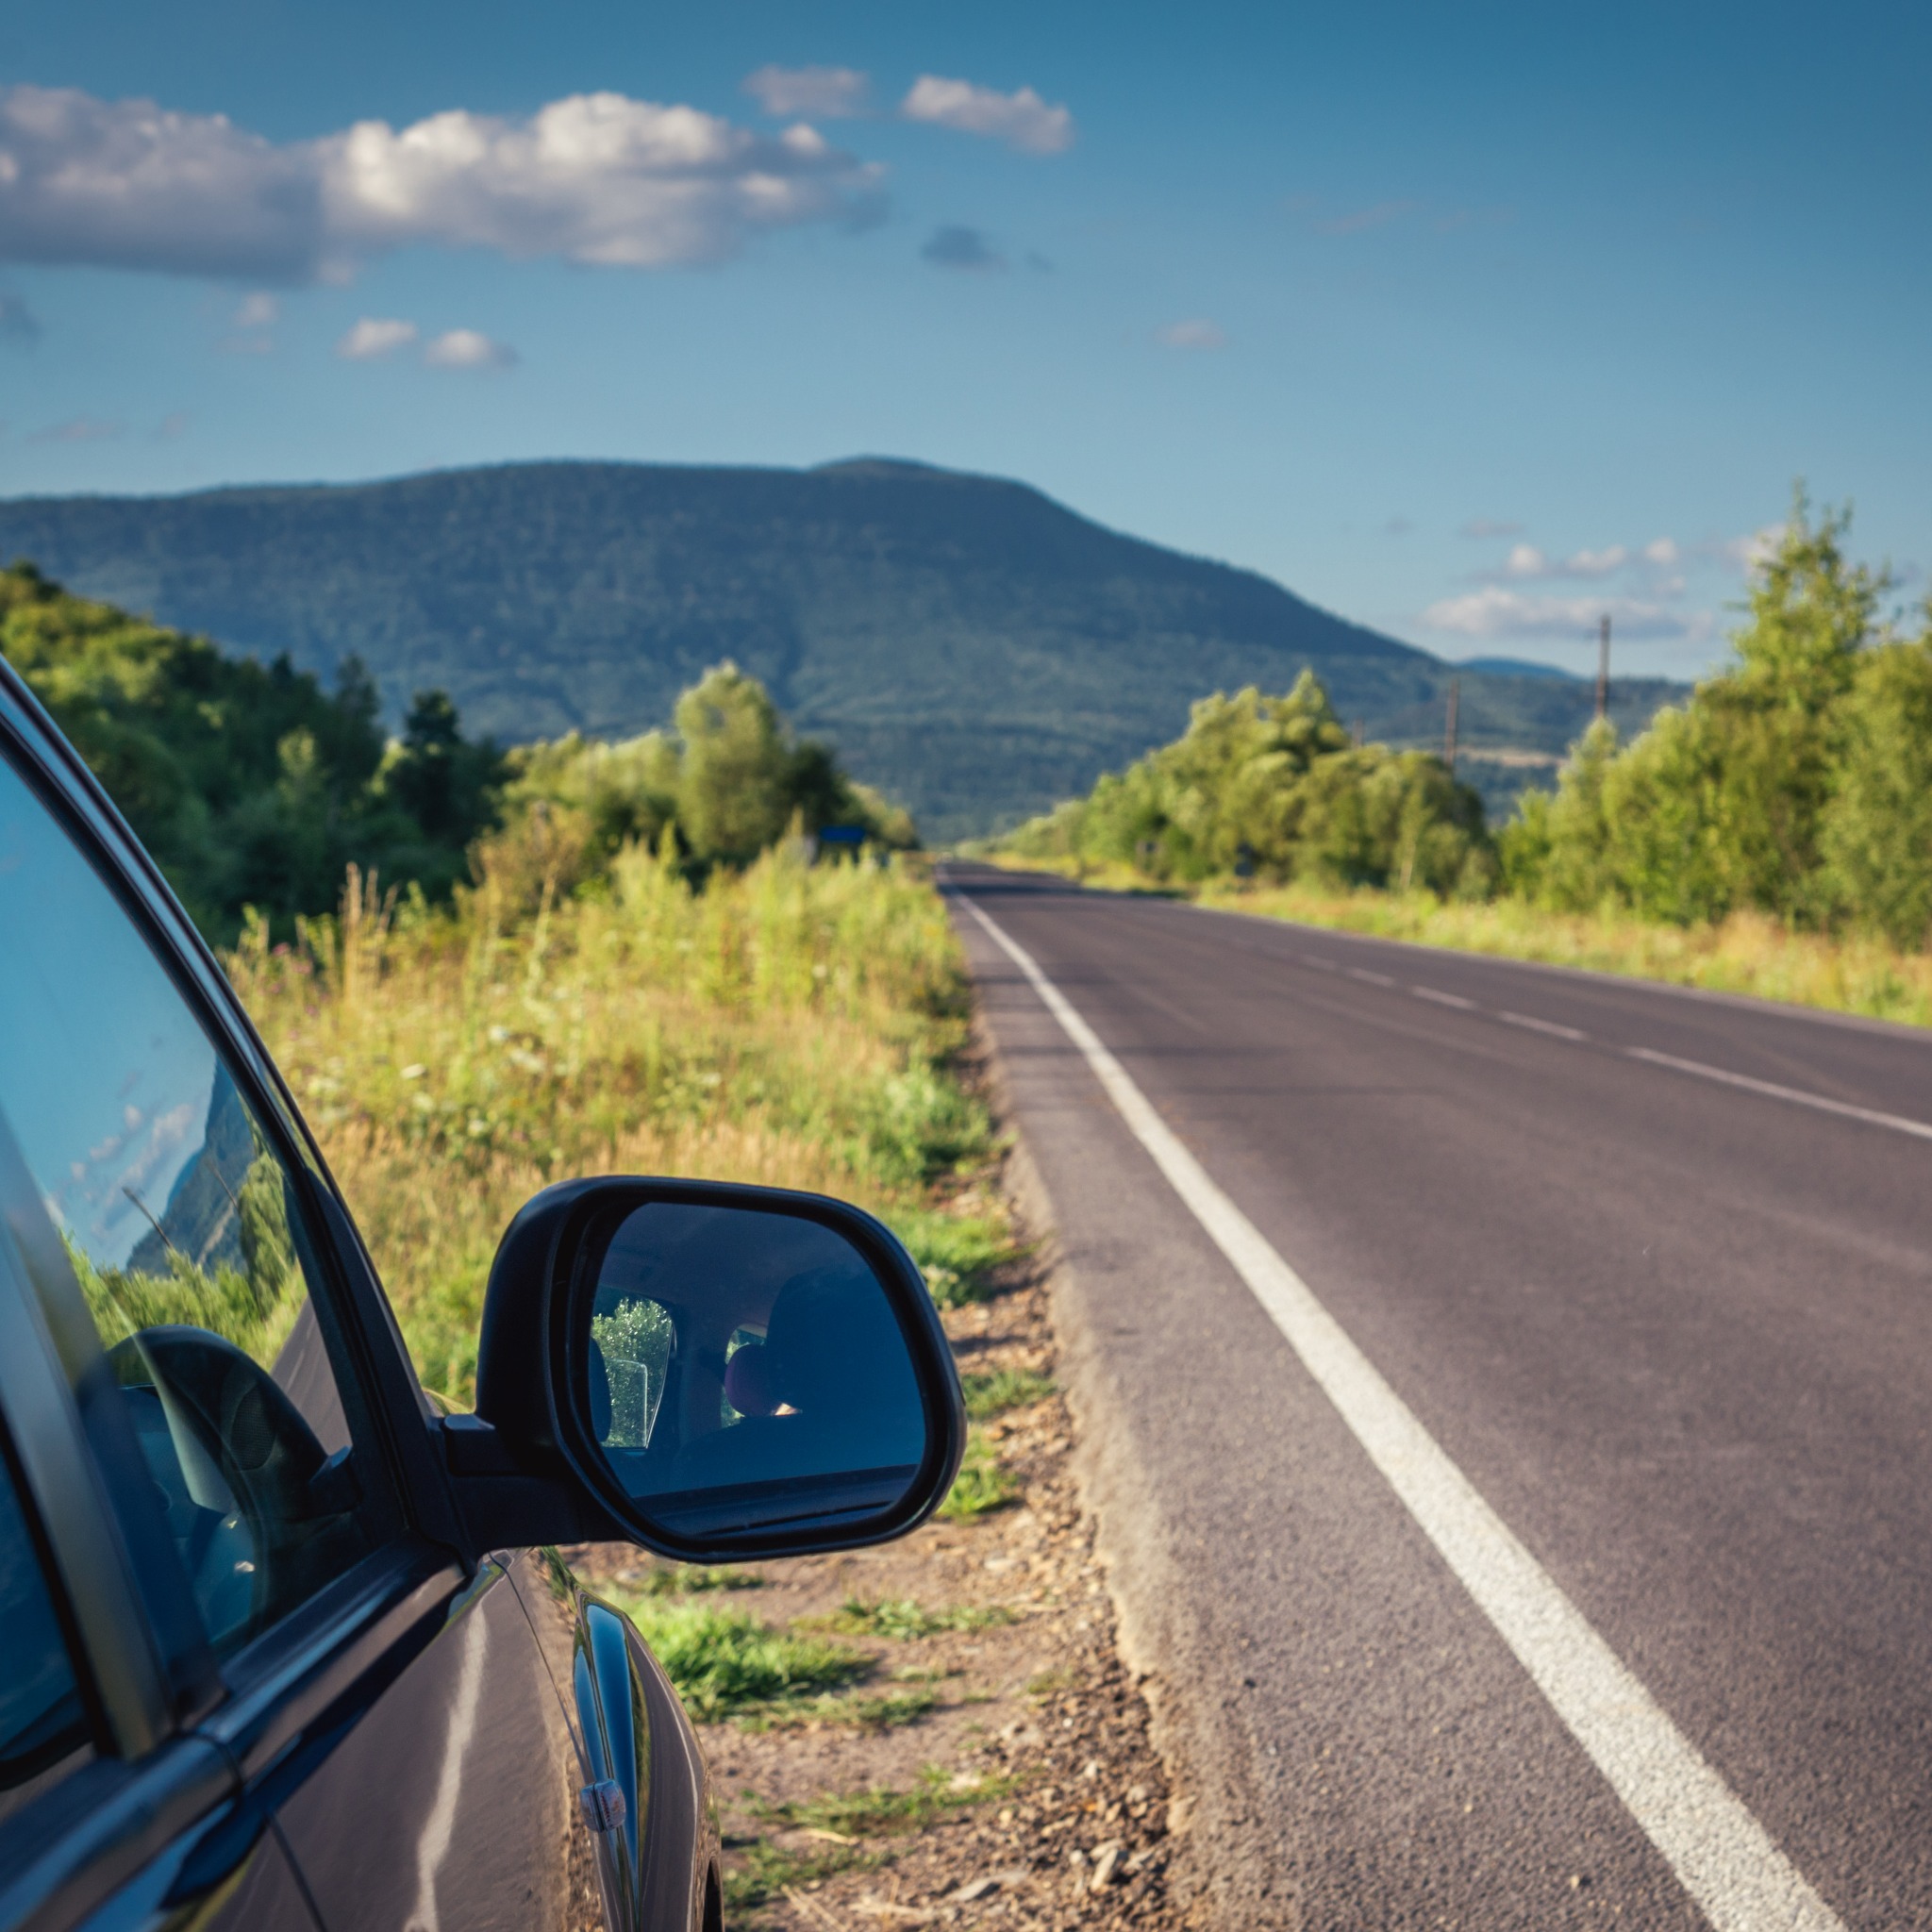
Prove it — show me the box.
[0,0,1925,681]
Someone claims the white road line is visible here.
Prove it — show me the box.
[1500,1010,1591,1043]
[1348,967,1395,987]
[1627,1045,1932,1143]
[1302,956,1338,972]
[1412,986,1476,1010]
[958,891,1845,1932]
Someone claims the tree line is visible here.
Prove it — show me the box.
[1,562,907,940]
[1004,499,1932,953]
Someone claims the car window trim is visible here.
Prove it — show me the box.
[193,1546,466,1785]
[0,663,464,1570]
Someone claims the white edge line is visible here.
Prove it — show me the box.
[1627,1045,1932,1143]
[955,889,1844,1932]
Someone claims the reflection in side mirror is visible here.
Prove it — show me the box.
[473,1175,964,1562]
[585,1203,928,1542]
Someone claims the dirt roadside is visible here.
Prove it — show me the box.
[571,1041,1204,1929]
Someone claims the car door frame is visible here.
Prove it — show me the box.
[0,658,558,1928]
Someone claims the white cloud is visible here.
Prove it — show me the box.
[1717,525,1785,572]
[1422,586,1697,641]
[1642,536,1679,567]
[233,291,278,327]
[1154,318,1226,350]
[742,65,870,118]
[899,76,1074,155]
[0,83,885,283]
[1500,541,1628,580]
[424,326,516,368]
[336,316,418,358]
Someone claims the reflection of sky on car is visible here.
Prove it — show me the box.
[0,754,218,1269]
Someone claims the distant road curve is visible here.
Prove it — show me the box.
[943,862,1932,1931]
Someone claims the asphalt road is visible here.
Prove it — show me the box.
[943,864,1932,1932]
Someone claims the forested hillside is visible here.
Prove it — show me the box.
[0,458,1685,839]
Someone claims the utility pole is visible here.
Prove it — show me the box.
[1443,677,1460,775]
[1595,613,1611,724]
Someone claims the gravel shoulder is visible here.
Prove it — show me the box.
[572,1035,1201,1930]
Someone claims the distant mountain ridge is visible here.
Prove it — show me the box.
[0,458,1684,837]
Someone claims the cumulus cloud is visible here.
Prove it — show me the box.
[921,224,1003,271]
[742,65,870,118]
[424,326,516,368]
[0,291,41,343]
[1422,587,1697,642]
[336,316,418,358]
[1154,317,1226,350]
[234,291,278,327]
[0,83,885,283]
[899,76,1074,154]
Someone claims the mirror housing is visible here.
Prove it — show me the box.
[461,1176,965,1563]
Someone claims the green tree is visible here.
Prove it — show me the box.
[1819,619,1932,947]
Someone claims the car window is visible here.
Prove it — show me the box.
[0,1427,92,1828]
[0,750,371,1657]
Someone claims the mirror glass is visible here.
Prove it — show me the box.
[583,1202,927,1541]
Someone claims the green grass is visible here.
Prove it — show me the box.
[721,1839,874,1914]
[622,1563,765,1596]
[739,1688,941,1733]
[751,1765,1019,1839]
[937,1433,1021,1522]
[608,1596,869,1723]
[804,1595,1015,1641]
[892,1206,1022,1307]
[959,1367,1056,1420]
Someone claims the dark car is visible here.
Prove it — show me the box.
[0,657,965,1932]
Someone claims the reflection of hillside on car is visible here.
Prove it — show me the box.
[0,652,965,1932]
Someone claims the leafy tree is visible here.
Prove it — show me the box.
[1006,668,1491,896]
[675,663,792,863]
[1819,619,1932,947]
[1,561,503,937]
[1503,495,1902,932]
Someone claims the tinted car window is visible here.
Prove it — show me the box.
[0,751,369,1656]
[0,1427,92,1828]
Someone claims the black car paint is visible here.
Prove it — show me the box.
[0,660,717,1932]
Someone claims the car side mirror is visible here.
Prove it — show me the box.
[468,1178,965,1562]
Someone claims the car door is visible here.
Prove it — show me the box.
[0,674,598,1932]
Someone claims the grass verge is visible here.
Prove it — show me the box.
[984,854,1932,1030]
[803,1595,1016,1640]
[606,1596,869,1724]
[960,1367,1057,1420]
[937,1433,1021,1522]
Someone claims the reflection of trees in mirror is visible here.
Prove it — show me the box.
[591,1295,675,1447]
[66,1148,307,1366]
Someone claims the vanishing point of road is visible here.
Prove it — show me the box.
[944,863,1932,1931]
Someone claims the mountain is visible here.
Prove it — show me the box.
[0,458,1686,838]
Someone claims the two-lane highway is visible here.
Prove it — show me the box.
[944,864,1932,1930]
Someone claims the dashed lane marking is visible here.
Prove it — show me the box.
[1627,1045,1932,1143]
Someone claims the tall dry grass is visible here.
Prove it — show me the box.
[980,854,1932,1028]
[230,844,1002,1402]
[1195,879,1932,1025]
